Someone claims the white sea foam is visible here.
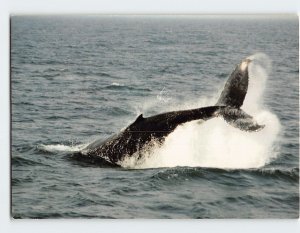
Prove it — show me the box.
[111,82,124,86]
[38,143,88,153]
[120,54,281,169]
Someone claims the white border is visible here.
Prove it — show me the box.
[7,0,300,14]
[1,0,299,233]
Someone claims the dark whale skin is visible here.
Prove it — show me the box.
[82,106,224,164]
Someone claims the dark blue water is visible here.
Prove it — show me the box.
[11,15,299,218]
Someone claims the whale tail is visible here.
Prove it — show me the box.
[216,58,264,132]
[216,107,264,132]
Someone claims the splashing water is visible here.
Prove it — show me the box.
[121,54,281,169]
[38,143,89,153]
[157,87,172,103]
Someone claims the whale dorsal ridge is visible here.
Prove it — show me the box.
[134,114,144,123]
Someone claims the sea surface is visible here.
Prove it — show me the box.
[11,15,299,218]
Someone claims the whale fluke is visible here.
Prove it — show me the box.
[216,59,251,108]
[218,107,265,132]
[216,58,264,132]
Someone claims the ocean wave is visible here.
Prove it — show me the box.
[44,115,69,120]
[105,106,132,116]
[254,167,299,182]
[150,167,205,182]
[12,156,45,167]
[147,166,299,184]
[12,177,33,186]
[13,101,34,106]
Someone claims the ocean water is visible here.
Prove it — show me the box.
[11,15,299,218]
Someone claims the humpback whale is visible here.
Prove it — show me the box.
[74,58,264,166]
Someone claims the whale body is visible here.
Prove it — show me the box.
[73,58,264,166]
